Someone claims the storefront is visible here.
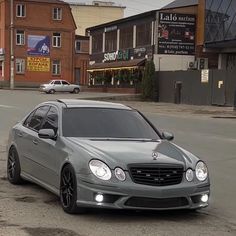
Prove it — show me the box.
[87,46,154,87]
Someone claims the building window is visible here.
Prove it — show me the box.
[52,60,61,75]
[16,30,25,45]
[120,26,133,49]
[16,4,26,17]
[136,22,152,47]
[75,40,81,53]
[105,31,117,52]
[52,33,61,47]
[92,33,103,53]
[15,59,25,74]
[53,8,62,20]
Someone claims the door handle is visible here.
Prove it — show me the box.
[32,139,39,145]
[17,132,23,137]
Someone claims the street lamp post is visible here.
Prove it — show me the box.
[10,0,14,89]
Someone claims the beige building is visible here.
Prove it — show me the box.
[70,1,125,35]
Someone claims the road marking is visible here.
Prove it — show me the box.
[0,105,15,109]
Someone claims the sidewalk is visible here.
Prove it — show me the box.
[101,99,236,117]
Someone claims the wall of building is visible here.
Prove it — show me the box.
[154,55,195,71]
[1,0,76,87]
[70,4,125,35]
[74,36,89,85]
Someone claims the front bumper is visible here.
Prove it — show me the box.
[76,175,210,210]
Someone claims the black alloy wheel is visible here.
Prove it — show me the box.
[7,147,23,184]
[60,165,86,214]
[73,88,80,94]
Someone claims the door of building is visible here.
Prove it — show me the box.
[211,70,226,106]
[75,68,80,85]
[174,81,182,104]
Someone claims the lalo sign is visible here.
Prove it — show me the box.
[104,49,130,62]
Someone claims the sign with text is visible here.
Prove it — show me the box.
[27,57,50,72]
[103,49,130,62]
[27,35,50,56]
[158,12,196,55]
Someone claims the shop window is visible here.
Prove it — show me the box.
[92,33,103,53]
[53,8,62,20]
[105,31,117,52]
[75,40,81,53]
[52,33,61,47]
[136,22,152,47]
[52,60,61,75]
[120,26,133,49]
[16,30,25,45]
[16,4,26,17]
[15,59,25,74]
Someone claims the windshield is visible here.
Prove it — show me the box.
[62,108,160,139]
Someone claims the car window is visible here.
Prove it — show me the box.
[27,106,50,132]
[62,81,69,85]
[41,106,58,134]
[54,81,61,85]
[23,110,36,127]
[62,108,160,139]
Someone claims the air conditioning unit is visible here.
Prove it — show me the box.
[188,61,198,70]
[197,58,208,70]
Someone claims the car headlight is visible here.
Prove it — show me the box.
[89,160,112,181]
[186,169,194,182]
[114,167,126,181]
[195,161,208,181]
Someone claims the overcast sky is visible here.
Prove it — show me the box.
[65,0,174,16]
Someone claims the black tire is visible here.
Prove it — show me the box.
[7,147,23,185]
[73,88,80,94]
[60,164,86,214]
[49,89,55,94]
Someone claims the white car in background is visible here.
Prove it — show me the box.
[40,80,80,94]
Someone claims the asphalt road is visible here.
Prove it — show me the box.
[0,90,236,236]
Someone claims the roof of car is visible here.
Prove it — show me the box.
[45,99,132,110]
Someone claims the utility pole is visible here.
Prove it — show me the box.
[10,0,14,89]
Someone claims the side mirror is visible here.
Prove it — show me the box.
[38,129,56,140]
[162,131,174,141]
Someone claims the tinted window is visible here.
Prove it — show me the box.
[62,108,159,139]
[54,81,61,85]
[41,106,58,134]
[23,110,36,127]
[27,106,50,131]
[62,81,69,85]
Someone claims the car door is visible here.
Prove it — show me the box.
[53,80,62,92]
[34,106,66,189]
[61,80,70,92]
[17,106,50,179]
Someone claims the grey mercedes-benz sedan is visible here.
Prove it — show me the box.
[7,99,210,214]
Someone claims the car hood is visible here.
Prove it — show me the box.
[66,138,197,170]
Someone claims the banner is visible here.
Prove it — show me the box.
[158,13,196,55]
[27,35,50,56]
[27,57,50,72]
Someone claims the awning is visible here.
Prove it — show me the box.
[87,59,146,72]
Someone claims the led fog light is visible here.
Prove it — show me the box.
[95,194,104,203]
[201,194,209,203]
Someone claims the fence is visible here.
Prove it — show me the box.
[156,69,236,106]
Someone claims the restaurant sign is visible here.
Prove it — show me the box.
[27,57,50,72]
[104,49,130,62]
[158,12,196,55]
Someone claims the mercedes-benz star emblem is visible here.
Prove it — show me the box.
[152,152,158,160]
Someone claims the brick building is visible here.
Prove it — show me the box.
[74,35,89,85]
[0,0,76,87]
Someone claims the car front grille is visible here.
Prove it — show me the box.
[125,197,188,208]
[129,164,184,186]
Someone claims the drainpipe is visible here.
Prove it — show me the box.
[10,0,14,89]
